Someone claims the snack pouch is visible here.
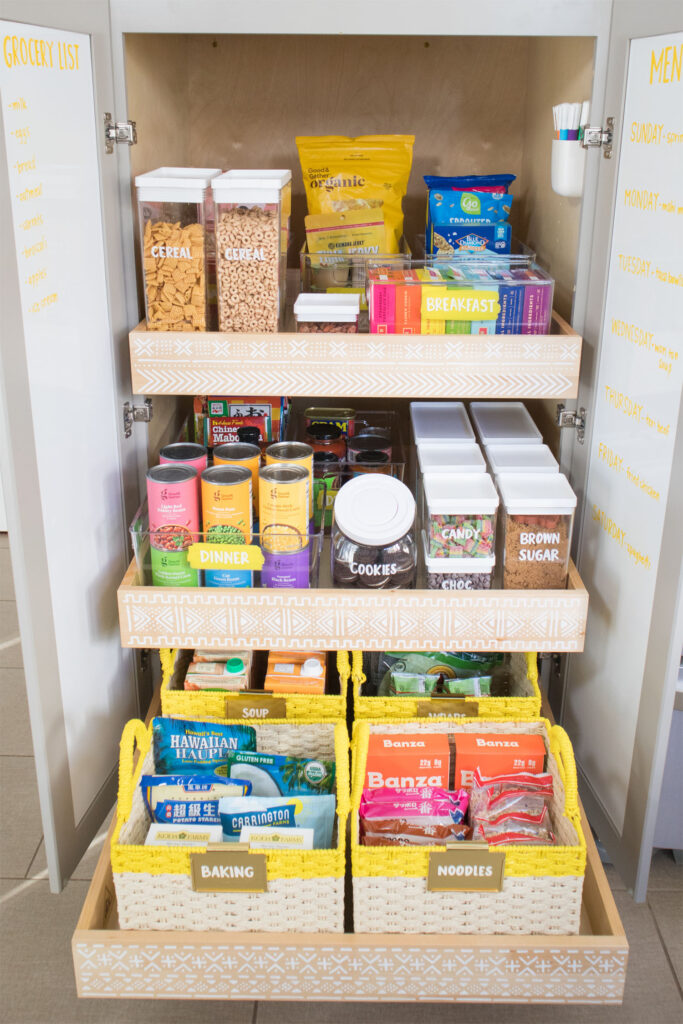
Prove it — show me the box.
[386,671,493,698]
[219,794,336,849]
[305,210,387,260]
[373,651,504,696]
[152,717,256,774]
[424,174,516,195]
[297,135,414,253]
[226,750,336,796]
[141,773,252,816]
[469,767,553,817]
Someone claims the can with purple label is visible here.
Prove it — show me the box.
[259,464,310,588]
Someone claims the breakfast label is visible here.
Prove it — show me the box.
[420,287,501,321]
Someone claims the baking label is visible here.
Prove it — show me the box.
[428,846,505,892]
[417,699,478,718]
[226,694,287,720]
[190,849,267,892]
[421,287,501,321]
[188,543,265,571]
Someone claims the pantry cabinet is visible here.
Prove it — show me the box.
[0,0,681,1004]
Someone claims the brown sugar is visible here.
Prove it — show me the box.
[503,514,570,589]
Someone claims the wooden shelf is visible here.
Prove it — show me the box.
[129,311,582,399]
[117,559,588,652]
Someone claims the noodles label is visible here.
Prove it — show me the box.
[428,846,505,892]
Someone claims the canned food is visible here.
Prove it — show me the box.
[159,442,208,476]
[352,450,390,476]
[265,441,314,519]
[213,442,261,513]
[146,464,200,587]
[304,406,355,437]
[305,423,347,461]
[201,465,253,588]
[348,433,392,463]
[259,464,310,588]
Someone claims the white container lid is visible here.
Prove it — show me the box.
[410,402,475,445]
[470,401,542,445]
[486,443,559,475]
[294,293,360,322]
[417,443,486,475]
[497,472,577,514]
[424,472,499,515]
[422,533,495,573]
[212,169,292,204]
[135,167,222,202]
[334,475,415,546]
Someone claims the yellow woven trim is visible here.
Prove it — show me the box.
[350,719,586,880]
[160,649,348,722]
[112,718,350,880]
[351,651,542,721]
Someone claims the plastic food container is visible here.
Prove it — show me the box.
[498,472,577,589]
[422,533,495,590]
[486,443,559,476]
[331,475,417,589]
[212,170,291,332]
[424,472,499,559]
[410,401,475,446]
[417,442,486,475]
[293,293,361,333]
[470,401,542,445]
[136,166,221,332]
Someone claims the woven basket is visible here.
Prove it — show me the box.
[112,716,350,932]
[350,651,542,720]
[351,718,586,935]
[160,648,348,721]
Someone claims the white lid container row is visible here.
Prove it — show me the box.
[424,472,499,559]
[417,443,486,475]
[410,401,475,446]
[486,443,559,476]
[497,472,577,590]
[469,401,542,445]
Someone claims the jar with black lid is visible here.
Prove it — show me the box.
[331,475,417,589]
[305,422,347,461]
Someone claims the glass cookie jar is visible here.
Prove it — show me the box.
[331,474,417,589]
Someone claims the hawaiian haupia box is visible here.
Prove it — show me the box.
[350,717,586,935]
[112,717,350,932]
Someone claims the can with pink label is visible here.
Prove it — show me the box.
[159,442,208,475]
[146,464,200,586]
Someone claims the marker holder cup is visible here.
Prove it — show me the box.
[551,140,586,199]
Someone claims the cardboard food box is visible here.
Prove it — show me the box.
[365,732,451,790]
[454,732,546,788]
[265,651,327,694]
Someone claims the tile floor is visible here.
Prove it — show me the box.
[0,529,681,1023]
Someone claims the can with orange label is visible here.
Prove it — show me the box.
[259,464,310,588]
[213,441,261,516]
[265,441,314,521]
[200,465,253,588]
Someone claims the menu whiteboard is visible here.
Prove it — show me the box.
[566,33,683,832]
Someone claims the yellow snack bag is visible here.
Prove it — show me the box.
[296,135,414,253]
[305,210,387,258]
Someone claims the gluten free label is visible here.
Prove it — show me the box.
[190,849,267,892]
[427,846,505,892]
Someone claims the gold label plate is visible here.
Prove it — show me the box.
[190,850,267,892]
[428,846,505,891]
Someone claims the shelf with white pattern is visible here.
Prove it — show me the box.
[129,311,581,399]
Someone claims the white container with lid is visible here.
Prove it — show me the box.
[424,473,498,558]
[422,533,495,590]
[497,472,577,590]
[470,401,542,445]
[331,475,417,589]
[212,170,292,333]
[486,443,559,476]
[417,443,486,475]
[410,401,475,446]
[293,293,361,332]
[136,166,222,332]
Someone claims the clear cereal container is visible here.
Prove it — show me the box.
[422,532,495,590]
[424,472,499,559]
[135,167,221,332]
[212,170,292,333]
[293,293,360,333]
[498,472,577,590]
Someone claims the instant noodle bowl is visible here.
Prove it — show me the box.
[146,465,200,587]
[265,441,314,520]
[259,464,310,588]
[213,442,261,514]
[200,465,253,588]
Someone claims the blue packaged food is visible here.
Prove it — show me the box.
[219,794,337,848]
[429,191,512,224]
[152,717,256,774]
[424,173,516,192]
[141,773,252,817]
[429,223,511,256]
[226,751,336,796]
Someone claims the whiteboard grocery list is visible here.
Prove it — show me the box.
[566,33,682,832]
[1,23,133,823]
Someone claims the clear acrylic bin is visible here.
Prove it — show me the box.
[136,166,221,332]
[299,239,412,313]
[498,473,577,590]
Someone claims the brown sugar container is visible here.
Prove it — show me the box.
[498,472,577,589]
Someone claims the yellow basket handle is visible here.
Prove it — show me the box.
[336,650,350,697]
[351,650,366,692]
[549,724,578,816]
[159,647,176,678]
[525,651,538,687]
[117,719,151,826]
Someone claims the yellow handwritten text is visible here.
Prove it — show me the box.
[650,43,682,84]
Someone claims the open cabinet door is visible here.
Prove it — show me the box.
[563,6,682,900]
[0,1,145,890]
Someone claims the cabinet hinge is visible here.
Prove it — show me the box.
[581,117,614,158]
[556,404,586,444]
[123,399,153,439]
[104,113,137,154]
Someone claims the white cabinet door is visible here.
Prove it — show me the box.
[564,7,683,899]
[0,1,145,890]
